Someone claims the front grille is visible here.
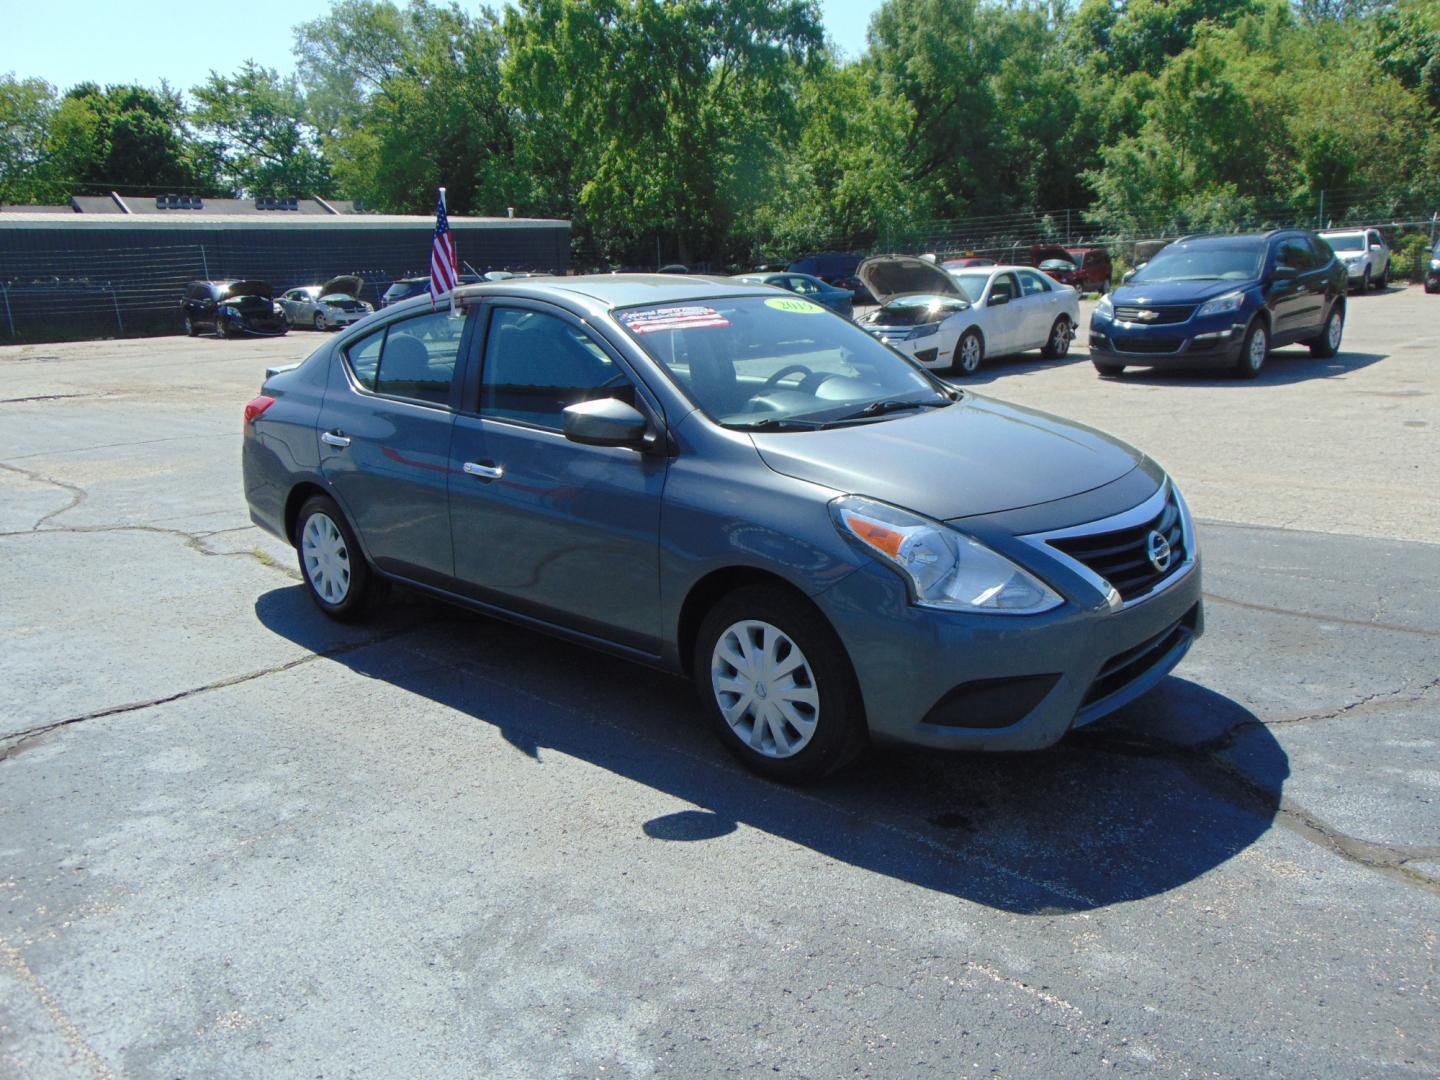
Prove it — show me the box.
[1114,305,1196,325]
[1111,335,1183,354]
[1049,489,1187,602]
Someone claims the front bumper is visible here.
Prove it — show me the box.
[816,556,1203,751]
[1089,311,1247,368]
[861,325,943,367]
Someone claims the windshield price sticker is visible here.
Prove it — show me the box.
[765,297,823,314]
[620,306,731,334]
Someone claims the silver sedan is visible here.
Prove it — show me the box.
[279,275,374,332]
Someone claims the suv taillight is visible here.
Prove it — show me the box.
[244,395,276,426]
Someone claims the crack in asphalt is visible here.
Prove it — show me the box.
[1202,591,1440,638]
[0,626,421,764]
[0,461,298,578]
[1271,676,1440,726]
[0,393,101,404]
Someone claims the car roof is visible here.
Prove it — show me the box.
[453,273,780,309]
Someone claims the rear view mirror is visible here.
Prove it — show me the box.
[563,397,649,449]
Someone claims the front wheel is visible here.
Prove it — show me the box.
[1309,304,1344,358]
[1093,359,1125,376]
[295,495,386,621]
[952,329,983,376]
[1234,319,1268,379]
[1378,263,1389,289]
[313,312,326,331]
[1361,268,1371,293]
[1041,316,1073,358]
[694,587,867,783]
[183,314,198,337]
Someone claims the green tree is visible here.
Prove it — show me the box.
[191,62,333,196]
[0,74,61,204]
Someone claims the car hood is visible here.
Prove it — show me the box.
[750,395,1143,521]
[1110,279,1254,305]
[222,280,273,300]
[858,254,965,304]
[319,274,363,299]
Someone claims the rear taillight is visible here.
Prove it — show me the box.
[244,395,276,426]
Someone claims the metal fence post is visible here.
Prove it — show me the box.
[108,285,124,335]
[1,282,13,338]
[201,244,209,280]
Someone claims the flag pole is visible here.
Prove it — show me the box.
[441,187,460,319]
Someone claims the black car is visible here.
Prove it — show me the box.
[380,273,485,307]
[1089,230,1348,379]
[181,281,288,338]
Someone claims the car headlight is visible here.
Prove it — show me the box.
[1429,259,1440,270]
[221,305,238,317]
[362,302,374,312]
[1095,294,1114,318]
[273,302,285,314]
[908,322,940,340]
[830,496,1062,614]
[1196,290,1245,318]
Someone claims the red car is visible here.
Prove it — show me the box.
[1029,245,1113,294]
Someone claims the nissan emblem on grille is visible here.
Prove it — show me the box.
[1147,529,1172,572]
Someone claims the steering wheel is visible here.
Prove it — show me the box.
[760,364,813,392]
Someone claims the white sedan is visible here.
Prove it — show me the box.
[278,275,374,331]
[856,256,1080,376]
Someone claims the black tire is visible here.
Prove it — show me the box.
[1234,318,1268,379]
[1427,281,1439,294]
[184,314,198,337]
[1361,268,1371,293]
[1093,359,1125,376]
[294,495,387,622]
[952,329,983,376]
[313,312,326,331]
[1378,263,1389,289]
[1041,316,1073,359]
[1309,303,1344,358]
[693,586,867,783]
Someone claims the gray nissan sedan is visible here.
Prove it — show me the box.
[243,275,1202,781]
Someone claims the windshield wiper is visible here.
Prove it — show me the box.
[825,398,949,424]
[735,416,826,431]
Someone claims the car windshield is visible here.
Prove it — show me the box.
[1130,242,1264,283]
[1039,259,1074,271]
[1324,233,1364,252]
[949,271,991,301]
[617,295,952,430]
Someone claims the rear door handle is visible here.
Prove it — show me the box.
[320,430,351,448]
[463,461,503,480]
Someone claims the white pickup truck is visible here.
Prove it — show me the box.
[1319,229,1391,292]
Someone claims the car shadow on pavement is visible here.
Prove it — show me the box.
[946,350,1091,388]
[1096,350,1388,388]
[256,586,1286,916]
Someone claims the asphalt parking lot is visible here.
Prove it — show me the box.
[2,285,1437,1077]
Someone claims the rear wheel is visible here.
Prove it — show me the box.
[1378,263,1389,289]
[694,587,866,783]
[1309,304,1344,358]
[1041,316,1073,359]
[1234,319,1268,379]
[952,329,983,376]
[294,495,386,621]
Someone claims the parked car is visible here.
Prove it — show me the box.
[1427,239,1440,293]
[243,274,1202,781]
[941,257,996,271]
[1318,228,1391,292]
[855,256,1080,375]
[279,275,374,331]
[787,252,874,304]
[1029,244,1112,293]
[1089,229,1347,379]
[381,274,483,307]
[730,271,855,318]
[181,280,287,338]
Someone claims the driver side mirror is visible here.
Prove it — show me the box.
[562,397,650,450]
[987,292,1010,306]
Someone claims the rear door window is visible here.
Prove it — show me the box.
[343,309,465,405]
[1018,271,1052,296]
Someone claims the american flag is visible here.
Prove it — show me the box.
[429,187,458,305]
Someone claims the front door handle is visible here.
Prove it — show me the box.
[321,430,351,448]
[463,461,504,480]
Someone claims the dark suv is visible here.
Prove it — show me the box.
[181,281,288,338]
[1089,230,1347,379]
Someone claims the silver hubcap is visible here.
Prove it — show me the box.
[1327,312,1342,348]
[710,620,819,759]
[1248,329,1267,369]
[960,336,981,371]
[315,314,325,330]
[1052,320,1072,354]
[301,512,351,604]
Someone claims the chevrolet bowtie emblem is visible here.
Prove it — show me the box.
[1134,309,1158,320]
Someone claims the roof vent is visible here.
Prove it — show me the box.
[256,196,275,210]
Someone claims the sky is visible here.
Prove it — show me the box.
[0,0,881,98]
